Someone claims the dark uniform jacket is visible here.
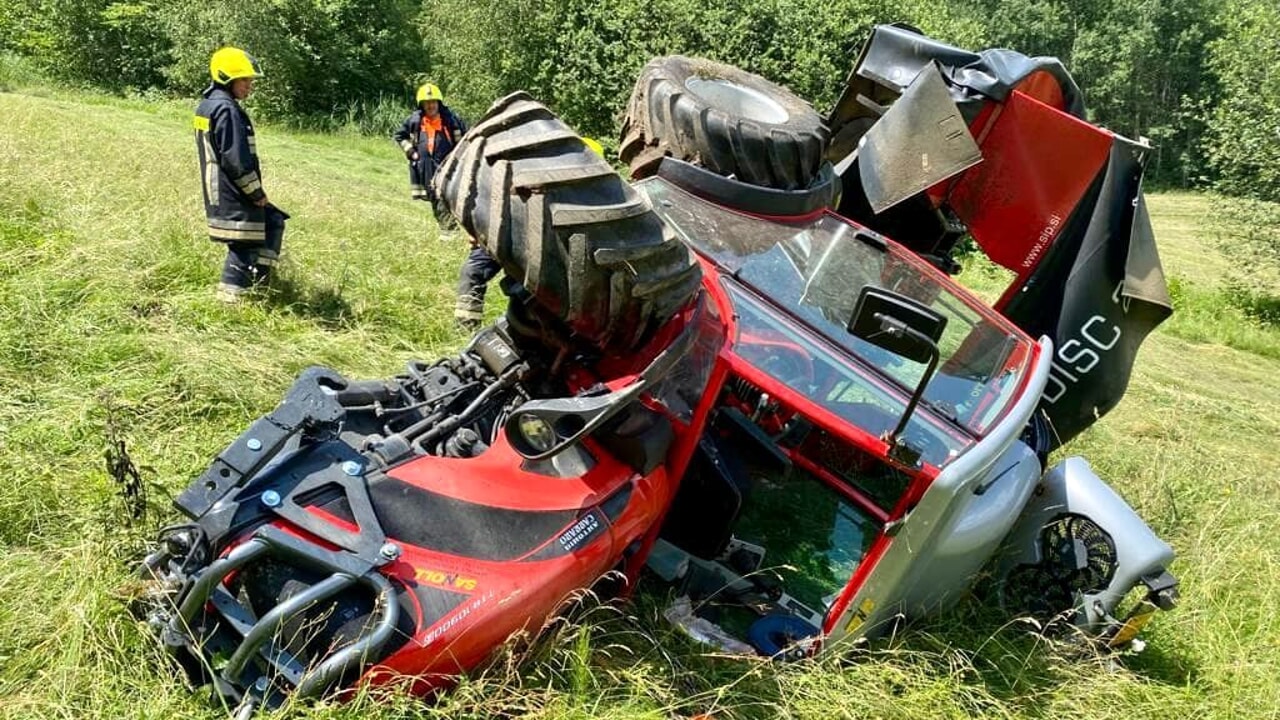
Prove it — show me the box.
[194,85,268,243]
[393,105,466,200]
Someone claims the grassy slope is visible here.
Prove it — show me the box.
[1,90,1277,719]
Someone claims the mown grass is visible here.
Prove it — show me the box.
[2,87,1279,719]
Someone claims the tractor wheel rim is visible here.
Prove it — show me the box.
[684,77,790,124]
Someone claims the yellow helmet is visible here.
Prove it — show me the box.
[416,83,444,104]
[210,47,263,85]
[582,137,604,156]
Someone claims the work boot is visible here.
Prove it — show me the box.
[215,282,250,303]
[221,242,257,301]
[454,296,485,331]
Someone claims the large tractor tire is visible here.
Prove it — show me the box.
[620,56,829,190]
[434,92,701,353]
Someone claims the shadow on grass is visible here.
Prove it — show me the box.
[882,600,1204,718]
[1122,635,1201,687]
[261,275,354,328]
[575,585,1208,720]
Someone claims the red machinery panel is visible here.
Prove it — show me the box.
[944,90,1113,297]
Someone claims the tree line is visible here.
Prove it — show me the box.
[1,0,1277,200]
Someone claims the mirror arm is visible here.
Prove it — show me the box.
[881,318,941,451]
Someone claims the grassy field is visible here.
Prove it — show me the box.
[1,87,1278,719]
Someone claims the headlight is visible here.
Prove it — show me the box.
[516,413,557,454]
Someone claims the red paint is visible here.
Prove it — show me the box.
[943,91,1113,306]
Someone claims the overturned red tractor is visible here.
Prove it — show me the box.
[138,26,1177,714]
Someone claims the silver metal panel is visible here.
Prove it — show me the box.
[995,456,1175,627]
[825,336,1053,646]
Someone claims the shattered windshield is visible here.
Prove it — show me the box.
[639,177,1035,443]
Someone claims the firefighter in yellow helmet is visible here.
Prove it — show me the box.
[393,83,467,229]
[194,47,289,302]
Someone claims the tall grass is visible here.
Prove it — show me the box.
[2,87,1279,718]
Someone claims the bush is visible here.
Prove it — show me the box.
[1217,197,1280,325]
[2,0,170,91]
[0,53,45,92]
[422,0,987,140]
[161,0,424,123]
[0,0,1273,207]
[983,0,1222,189]
[1205,0,1280,202]
[0,5,15,52]
[334,93,411,136]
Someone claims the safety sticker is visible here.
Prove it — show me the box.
[844,597,877,635]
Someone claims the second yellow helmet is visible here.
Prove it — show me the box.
[416,83,444,104]
[210,47,264,85]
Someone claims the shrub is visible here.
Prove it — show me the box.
[0,0,1273,206]
[1217,197,1280,325]
[160,0,424,123]
[2,0,170,91]
[422,0,987,139]
[1204,0,1280,202]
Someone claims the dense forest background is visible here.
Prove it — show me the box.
[1,0,1277,200]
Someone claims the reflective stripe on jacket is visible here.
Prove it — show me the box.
[195,86,267,242]
[392,104,467,199]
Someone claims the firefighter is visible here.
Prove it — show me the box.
[394,83,467,229]
[194,47,288,302]
[451,137,608,330]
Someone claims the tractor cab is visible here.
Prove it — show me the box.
[637,177,1055,653]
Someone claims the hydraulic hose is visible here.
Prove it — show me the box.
[409,363,527,454]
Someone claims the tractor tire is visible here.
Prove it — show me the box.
[620,56,829,190]
[433,92,701,353]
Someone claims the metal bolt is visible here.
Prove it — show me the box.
[379,542,401,561]
[260,490,281,508]
[246,437,262,451]
[254,676,270,692]
[341,460,363,476]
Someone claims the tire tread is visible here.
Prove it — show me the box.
[620,56,828,190]
[434,93,700,352]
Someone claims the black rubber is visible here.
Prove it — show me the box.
[433,92,701,353]
[620,56,829,191]
[657,157,840,219]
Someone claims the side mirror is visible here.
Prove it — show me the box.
[847,286,947,362]
[847,287,947,465]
